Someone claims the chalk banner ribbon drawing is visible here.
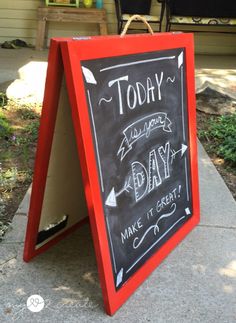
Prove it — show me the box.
[23,33,200,315]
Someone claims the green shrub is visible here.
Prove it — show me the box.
[0,167,18,191]
[18,107,39,120]
[15,120,40,145]
[24,120,40,142]
[0,92,7,108]
[204,113,236,165]
[0,112,12,139]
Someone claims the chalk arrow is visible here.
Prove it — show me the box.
[105,177,133,208]
[81,66,97,84]
[172,144,187,157]
[180,144,188,156]
[105,187,117,207]
[171,144,188,163]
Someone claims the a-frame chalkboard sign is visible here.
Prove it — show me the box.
[24,33,200,315]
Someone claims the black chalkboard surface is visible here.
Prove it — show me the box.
[81,47,192,289]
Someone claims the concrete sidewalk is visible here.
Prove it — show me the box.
[0,142,235,322]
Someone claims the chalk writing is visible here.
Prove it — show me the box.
[117,113,172,161]
[156,186,181,213]
[121,217,143,244]
[83,47,193,289]
[108,72,164,115]
[132,143,170,202]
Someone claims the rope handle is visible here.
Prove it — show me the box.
[121,14,154,37]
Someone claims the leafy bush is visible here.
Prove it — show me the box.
[0,167,18,192]
[15,120,40,145]
[18,107,39,120]
[0,92,7,107]
[201,113,236,166]
[24,120,40,142]
[0,111,12,139]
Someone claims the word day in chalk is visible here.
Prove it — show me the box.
[132,142,170,202]
[106,141,187,207]
[106,142,171,207]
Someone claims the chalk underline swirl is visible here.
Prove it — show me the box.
[133,203,177,249]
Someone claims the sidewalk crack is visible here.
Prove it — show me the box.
[0,255,17,267]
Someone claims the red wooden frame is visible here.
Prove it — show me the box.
[24,33,199,315]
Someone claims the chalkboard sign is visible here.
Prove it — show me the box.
[24,33,200,315]
[82,47,192,288]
